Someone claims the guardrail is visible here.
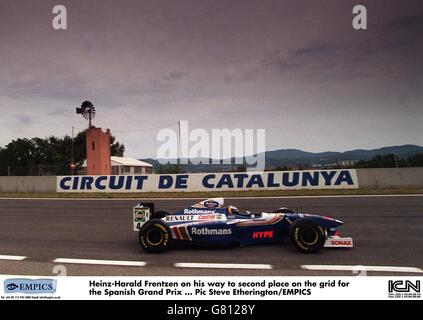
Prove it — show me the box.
[0,176,57,193]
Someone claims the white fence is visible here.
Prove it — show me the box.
[0,168,422,193]
[56,170,358,193]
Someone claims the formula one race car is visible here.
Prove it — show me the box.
[133,198,353,253]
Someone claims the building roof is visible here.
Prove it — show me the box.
[111,156,153,167]
[81,156,153,167]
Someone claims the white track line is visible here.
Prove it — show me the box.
[0,255,27,261]
[1,194,422,201]
[301,265,423,273]
[174,262,273,270]
[54,258,146,267]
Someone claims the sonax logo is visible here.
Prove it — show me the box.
[330,240,352,246]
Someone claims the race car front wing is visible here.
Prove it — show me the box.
[324,236,354,248]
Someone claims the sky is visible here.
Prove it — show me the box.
[0,0,422,159]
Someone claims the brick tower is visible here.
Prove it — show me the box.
[86,128,112,175]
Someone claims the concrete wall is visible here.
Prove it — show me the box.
[0,168,422,192]
[357,168,423,187]
[0,176,56,193]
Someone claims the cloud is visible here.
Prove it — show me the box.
[0,0,422,157]
[0,63,90,101]
[162,71,189,81]
[382,13,423,55]
[223,65,260,83]
[387,13,423,30]
[292,43,339,59]
[15,115,33,126]
[252,43,352,83]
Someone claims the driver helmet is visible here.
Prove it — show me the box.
[227,205,239,216]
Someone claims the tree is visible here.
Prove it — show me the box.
[156,164,182,174]
[0,130,125,175]
[232,165,247,172]
[0,138,36,175]
[355,153,409,168]
[273,165,289,171]
[110,135,125,157]
[407,153,423,167]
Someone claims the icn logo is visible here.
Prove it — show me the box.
[388,280,420,299]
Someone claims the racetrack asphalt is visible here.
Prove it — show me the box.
[0,195,422,276]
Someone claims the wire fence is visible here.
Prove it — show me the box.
[0,165,78,176]
[0,165,156,176]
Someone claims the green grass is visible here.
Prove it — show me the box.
[0,187,422,198]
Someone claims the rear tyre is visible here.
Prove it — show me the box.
[289,219,326,253]
[139,219,170,253]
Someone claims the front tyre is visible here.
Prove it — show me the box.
[139,219,170,253]
[289,219,326,253]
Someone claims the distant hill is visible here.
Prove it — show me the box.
[264,149,340,160]
[340,145,423,160]
[262,144,423,167]
[140,144,423,172]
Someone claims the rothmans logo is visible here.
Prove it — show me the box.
[191,227,232,235]
[184,208,216,214]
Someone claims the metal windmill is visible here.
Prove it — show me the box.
[76,100,96,128]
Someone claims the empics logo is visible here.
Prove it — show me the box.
[4,279,57,294]
[6,283,19,291]
[388,280,420,299]
[252,231,274,239]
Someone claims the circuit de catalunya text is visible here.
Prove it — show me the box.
[57,170,358,192]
